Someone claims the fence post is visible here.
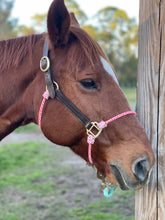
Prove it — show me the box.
[135,0,165,219]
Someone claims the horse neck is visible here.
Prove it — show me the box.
[0,34,44,114]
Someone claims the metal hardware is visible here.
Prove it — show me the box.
[40,56,50,72]
[97,170,110,191]
[53,81,59,90]
[86,122,102,139]
[96,170,116,195]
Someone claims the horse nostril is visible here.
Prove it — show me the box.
[132,158,150,183]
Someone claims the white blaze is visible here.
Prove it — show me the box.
[100,57,119,85]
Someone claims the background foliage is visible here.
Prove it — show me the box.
[0,0,138,86]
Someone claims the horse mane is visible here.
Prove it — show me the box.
[0,26,108,74]
[0,34,44,73]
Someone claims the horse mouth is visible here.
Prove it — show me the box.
[110,164,148,190]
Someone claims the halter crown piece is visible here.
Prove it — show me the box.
[38,39,136,198]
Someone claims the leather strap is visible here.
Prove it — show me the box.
[55,90,91,128]
[40,39,93,129]
[40,39,56,98]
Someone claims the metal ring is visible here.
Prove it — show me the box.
[53,81,59,90]
[40,56,50,72]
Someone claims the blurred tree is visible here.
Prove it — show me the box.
[31,13,47,33]
[7,0,137,86]
[82,25,98,40]
[65,0,87,26]
[15,25,36,36]
[0,0,17,39]
[95,7,138,86]
[15,14,46,36]
[18,0,88,35]
[119,55,137,87]
[31,14,47,27]
[96,7,138,59]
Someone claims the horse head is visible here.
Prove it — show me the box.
[33,0,155,191]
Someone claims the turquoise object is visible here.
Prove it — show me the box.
[134,101,137,112]
[103,186,116,198]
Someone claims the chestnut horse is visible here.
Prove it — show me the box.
[0,0,154,191]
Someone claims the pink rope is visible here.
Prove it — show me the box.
[87,111,136,164]
[88,144,93,164]
[87,135,95,164]
[98,111,136,129]
[38,90,50,129]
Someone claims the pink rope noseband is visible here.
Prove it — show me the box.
[38,91,136,165]
[87,111,136,164]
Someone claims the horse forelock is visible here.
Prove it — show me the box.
[68,26,108,71]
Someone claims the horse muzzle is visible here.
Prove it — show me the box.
[110,155,153,190]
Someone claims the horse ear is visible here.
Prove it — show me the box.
[47,0,70,47]
[70,13,80,27]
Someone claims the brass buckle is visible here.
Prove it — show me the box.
[86,122,102,139]
[40,56,50,72]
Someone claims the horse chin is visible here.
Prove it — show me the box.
[110,164,148,191]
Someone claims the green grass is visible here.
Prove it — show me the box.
[0,142,69,194]
[15,123,38,133]
[122,87,136,110]
[0,198,134,220]
[0,142,135,220]
[66,193,134,220]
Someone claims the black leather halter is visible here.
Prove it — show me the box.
[40,39,102,138]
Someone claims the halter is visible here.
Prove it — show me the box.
[38,39,136,197]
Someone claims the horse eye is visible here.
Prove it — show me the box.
[80,79,97,90]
